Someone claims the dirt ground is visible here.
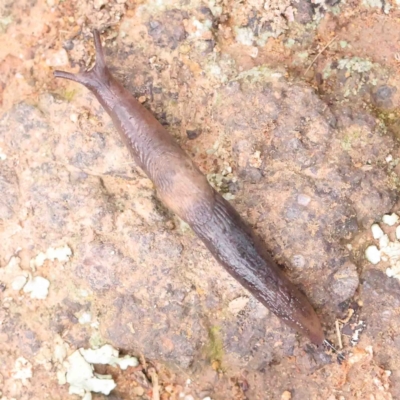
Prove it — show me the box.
[1,0,400,399]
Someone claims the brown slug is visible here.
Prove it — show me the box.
[54,30,324,345]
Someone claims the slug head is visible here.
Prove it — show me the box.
[54,30,121,109]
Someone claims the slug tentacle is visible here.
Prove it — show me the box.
[54,30,110,90]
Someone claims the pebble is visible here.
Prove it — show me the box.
[330,262,359,303]
[249,46,259,58]
[379,234,390,249]
[382,213,399,226]
[371,223,384,239]
[12,275,28,291]
[281,391,292,400]
[396,225,400,240]
[297,193,311,206]
[228,296,249,314]
[365,245,381,264]
[23,276,50,299]
[45,49,69,67]
[292,254,306,268]
[133,386,145,396]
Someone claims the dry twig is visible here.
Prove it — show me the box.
[304,35,338,76]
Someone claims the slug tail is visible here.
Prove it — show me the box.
[54,30,109,87]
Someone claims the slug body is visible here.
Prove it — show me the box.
[54,31,324,345]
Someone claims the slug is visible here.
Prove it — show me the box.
[54,30,324,345]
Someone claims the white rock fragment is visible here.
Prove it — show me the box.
[396,225,400,240]
[45,49,69,67]
[365,245,381,264]
[54,337,69,363]
[11,275,28,291]
[46,245,72,262]
[82,392,92,400]
[191,18,213,38]
[32,252,47,269]
[63,345,139,398]
[5,256,21,271]
[386,268,395,277]
[12,357,33,385]
[297,194,311,206]
[371,223,384,239]
[116,356,138,370]
[23,276,50,299]
[249,150,262,169]
[386,154,393,163]
[222,192,236,201]
[57,370,67,385]
[66,350,116,397]
[31,245,72,269]
[380,240,400,279]
[84,374,117,395]
[79,312,92,325]
[228,296,249,314]
[81,345,118,364]
[379,234,390,250]
[382,213,399,226]
[81,344,139,370]
[381,240,400,260]
[235,27,254,46]
[292,254,306,268]
[249,46,258,58]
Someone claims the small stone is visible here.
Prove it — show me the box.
[222,193,236,201]
[379,234,390,250]
[228,296,249,314]
[396,226,400,240]
[12,357,33,385]
[45,49,69,67]
[186,129,201,140]
[292,254,306,268]
[330,262,359,303]
[138,96,146,103]
[63,40,74,51]
[93,0,107,10]
[249,46,258,58]
[79,312,92,324]
[281,391,292,400]
[248,151,262,169]
[382,213,399,226]
[386,155,393,163]
[386,268,395,278]
[371,223,384,239]
[133,386,145,396]
[57,370,67,385]
[297,194,311,206]
[365,245,381,264]
[372,85,396,110]
[11,275,27,291]
[23,276,50,299]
